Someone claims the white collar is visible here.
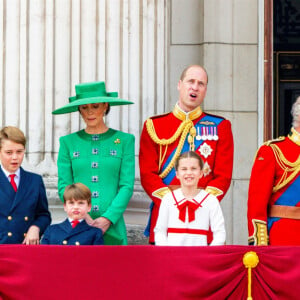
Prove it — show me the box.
[1,167,21,179]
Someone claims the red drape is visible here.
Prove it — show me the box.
[0,245,299,300]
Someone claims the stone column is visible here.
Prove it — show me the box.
[0,0,167,244]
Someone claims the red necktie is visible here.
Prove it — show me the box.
[71,220,80,228]
[9,174,17,192]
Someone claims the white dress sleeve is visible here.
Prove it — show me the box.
[209,196,226,246]
[154,193,171,245]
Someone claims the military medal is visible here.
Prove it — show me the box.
[207,127,213,140]
[196,127,201,140]
[202,127,207,140]
[213,127,219,140]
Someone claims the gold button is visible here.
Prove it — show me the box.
[24,216,29,221]
[7,232,12,237]
[63,240,67,245]
[75,242,80,246]
[7,216,12,221]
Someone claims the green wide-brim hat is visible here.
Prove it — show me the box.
[52,81,133,114]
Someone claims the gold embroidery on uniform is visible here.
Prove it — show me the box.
[205,186,223,197]
[173,104,202,121]
[199,121,215,126]
[250,219,268,246]
[269,144,300,192]
[152,187,171,199]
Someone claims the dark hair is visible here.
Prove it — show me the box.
[0,126,26,149]
[105,104,111,115]
[175,151,204,171]
[63,183,92,204]
[180,64,208,84]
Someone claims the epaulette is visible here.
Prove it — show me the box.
[149,111,171,120]
[252,136,285,162]
[263,136,285,146]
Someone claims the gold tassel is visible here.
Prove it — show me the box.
[243,251,259,300]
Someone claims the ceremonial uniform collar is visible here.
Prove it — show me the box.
[288,127,300,146]
[173,103,202,121]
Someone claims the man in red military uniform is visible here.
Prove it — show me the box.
[248,97,300,245]
[139,65,234,244]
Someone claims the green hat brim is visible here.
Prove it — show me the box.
[52,96,133,115]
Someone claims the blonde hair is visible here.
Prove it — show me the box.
[63,183,92,204]
[0,126,26,149]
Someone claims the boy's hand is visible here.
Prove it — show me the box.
[23,225,40,245]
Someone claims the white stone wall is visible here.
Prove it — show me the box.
[0,0,167,234]
[0,0,260,245]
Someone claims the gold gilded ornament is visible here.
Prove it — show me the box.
[243,251,259,300]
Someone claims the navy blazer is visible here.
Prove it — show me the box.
[41,219,104,245]
[0,166,51,244]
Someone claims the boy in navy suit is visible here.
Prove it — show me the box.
[41,183,104,245]
[0,126,51,244]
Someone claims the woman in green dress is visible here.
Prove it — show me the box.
[52,81,135,245]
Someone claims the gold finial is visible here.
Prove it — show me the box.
[243,251,259,300]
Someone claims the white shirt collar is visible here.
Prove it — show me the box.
[1,167,20,180]
[68,218,83,223]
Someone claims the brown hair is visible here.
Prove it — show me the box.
[175,151,204,171]
[63,183,92,204]
[0,126,26,149]
[180,64,208,83]
[78,103,110,115]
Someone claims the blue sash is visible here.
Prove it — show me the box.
[267,175,300,231]
[162,115,223,185]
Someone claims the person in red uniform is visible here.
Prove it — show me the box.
[139,65,234,244]
[248,96,300,245]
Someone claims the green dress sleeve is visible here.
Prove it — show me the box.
[57,136,74,201]
[102,133,135,224]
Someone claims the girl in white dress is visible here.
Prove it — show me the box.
[154,151,226,246]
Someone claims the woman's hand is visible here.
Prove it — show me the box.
[90,217,112,234]
[85,214,95,226]
[23,225,40,245]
